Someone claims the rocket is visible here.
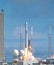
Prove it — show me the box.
[25,22,28,48]
[25,22,33,49]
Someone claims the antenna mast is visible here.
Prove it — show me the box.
[48,25,52,57]
[30,26,33,40]
[20,25,22,50]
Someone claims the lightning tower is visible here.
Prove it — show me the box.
[25,22,28,48]
[20,25,22,50]
[48,25,52,57]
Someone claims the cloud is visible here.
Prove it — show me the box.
[5,26,48,40]
[12,26,48,40]
[12,26,25,39]
[34,32,48,40]
[5,26,54,50]
[12,26,20,39]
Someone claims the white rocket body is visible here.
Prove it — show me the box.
[25,22,28,48]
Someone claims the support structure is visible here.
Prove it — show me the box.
[48,25,52,57]
[0,10,4,61]
[25,22,28,48]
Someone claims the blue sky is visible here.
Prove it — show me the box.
[0,0,54,58]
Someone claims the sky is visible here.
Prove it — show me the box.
[0,0,54,58]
